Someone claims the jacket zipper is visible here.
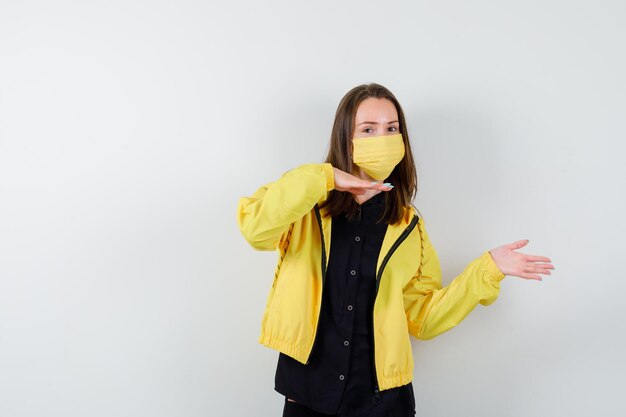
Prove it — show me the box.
[370,213,419,402]
[305,204,327,365]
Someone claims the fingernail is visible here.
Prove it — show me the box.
[371,181,379,184]
[383,183,394,188]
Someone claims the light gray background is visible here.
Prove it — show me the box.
[1,1,624,416]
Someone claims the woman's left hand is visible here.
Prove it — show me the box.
[489,240,554,281]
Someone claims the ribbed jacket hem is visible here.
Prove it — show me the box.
[378,372,414,391]
[258,333,310,365]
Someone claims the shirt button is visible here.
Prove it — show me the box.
[347,305,353,311]
[355,236,361,242]
[350,270,357,276]
[344,340,350,346]
[339,374,345,380]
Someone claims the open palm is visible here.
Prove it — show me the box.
[332,167,393,194]
[489,240,554,281]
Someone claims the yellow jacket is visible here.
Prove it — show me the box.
[236,163,505,393]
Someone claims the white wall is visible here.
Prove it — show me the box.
[1,1,624,416]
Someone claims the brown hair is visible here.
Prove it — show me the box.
[318,83,420,225]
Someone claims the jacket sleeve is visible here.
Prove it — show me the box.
[403,217,506,340]
[236,163,335,251]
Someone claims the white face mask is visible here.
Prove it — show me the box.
[352,133,405,181]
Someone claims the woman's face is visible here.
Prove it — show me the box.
[352,97,400,140]
[350,97,401,180]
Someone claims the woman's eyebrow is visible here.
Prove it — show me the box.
[357,120,399,126]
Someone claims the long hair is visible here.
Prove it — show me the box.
[318,83,420,225]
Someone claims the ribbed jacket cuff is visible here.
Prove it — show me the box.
[321,163,335,191]
[481,250,505,282]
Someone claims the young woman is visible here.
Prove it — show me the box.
[236,83,554,417]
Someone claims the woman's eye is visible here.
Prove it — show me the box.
[389,126,398,132]
[363,127,373,133]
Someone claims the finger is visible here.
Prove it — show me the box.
[524,260,555,271]
[353,180,394,191]
[528,262,555,270]
[366,184,393,191]
[364,184,394,191]
[519,273,543,281]
[376,185,394,191]
[506,239,529,250]
[526,265,552,274]
[525,255,552,263]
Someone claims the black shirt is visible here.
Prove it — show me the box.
[274,191,416,416]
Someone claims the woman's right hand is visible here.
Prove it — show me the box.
[332,167,394,195]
